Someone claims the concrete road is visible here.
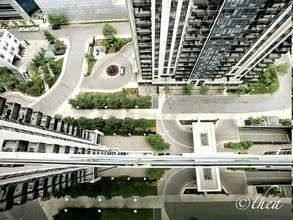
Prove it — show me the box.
[238,127,291,143]
[162,73,290,114]
[215,119,240,145]
[80,43,134,90]
[160,120,194,148]
[9,23,131,115]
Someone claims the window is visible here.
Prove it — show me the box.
[7,58,11,63]
[14,39,17,43]
[4,41,8,47]
[2,46,7,51]
[11,47,15,51]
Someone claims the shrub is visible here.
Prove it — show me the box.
[227,140,253,149]
[146,168,168,180]
[182,84,193,95]
[146,134,170,150]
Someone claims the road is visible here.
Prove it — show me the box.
[245,171,291,185]
[80,43,134,90]
[9,23,131,115]
[238,127,291,143]
[160,120,193,148]
[164,201,291,220]
[162,72,291,114]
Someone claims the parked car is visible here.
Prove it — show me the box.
[120,66,125,75]
[29,27,40,32]
[19,27,29,32]
[52,24,61,30]
[23,70,30,80]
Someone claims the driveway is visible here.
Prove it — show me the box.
[162,72,291,114]
[80,43,134,91]
[9,23,131,115]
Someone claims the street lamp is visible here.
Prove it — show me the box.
[134,210,137,213]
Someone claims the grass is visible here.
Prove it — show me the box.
[86,46,96,76]
[249,82,279,95]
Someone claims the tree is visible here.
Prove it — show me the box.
[146,168,168,180]
[102,23,117,39]
[237,86,247,96]
[121,117,135,132]
[48,14,68,25]
[275,63,289,75]
[164,84,171,94]
[217,84,225,94]
[43,30,56,44]
[199,84,209,95]
[84,52,94,64]
[146,134,170,150]
[279,118,291,126]
[182,84,193,95]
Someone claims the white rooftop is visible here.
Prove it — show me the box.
[192,122,221,192]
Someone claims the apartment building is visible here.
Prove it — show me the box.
[126,0,291,86]
[0,29,25,72]
[0,0,39,20]
[0,97,116,211]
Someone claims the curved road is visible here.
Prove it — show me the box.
[10,23,131,115]
[80,43,134,90]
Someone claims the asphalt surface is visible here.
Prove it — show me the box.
[162,72,291,114]
[164,168,196,196]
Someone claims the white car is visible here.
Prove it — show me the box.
[29,27,40,32]
[19,27,29,32]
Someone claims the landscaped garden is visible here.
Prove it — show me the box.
[226,63,289,95]
[2,30,67,96]
[53,176,157,199]
[68,89,152,109]
[102,23,131,53]
[63,116,156,136]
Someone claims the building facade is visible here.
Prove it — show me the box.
[34,0,128,22]
[0,97,116,211]
[0,0,39,20]
[0,29,25,71]
[126,0,291,86]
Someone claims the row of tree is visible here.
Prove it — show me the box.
[63,116,156,136]
[69,89,151,109]
[53,176,157,200]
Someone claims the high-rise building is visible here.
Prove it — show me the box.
[0,0,39,21]
[0,29,25,72]
[127,0,291,86]
[0,97,116,211]
[34,0,128,22]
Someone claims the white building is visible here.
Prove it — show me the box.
[0,29,25,71]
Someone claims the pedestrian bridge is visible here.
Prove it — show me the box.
[0,152,291,168]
